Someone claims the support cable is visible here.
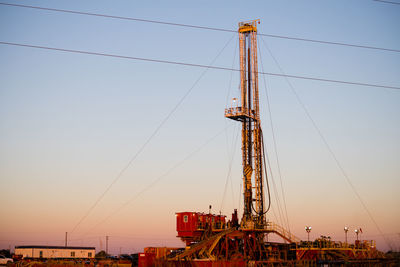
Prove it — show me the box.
[220,123,240,214]
[1,2,399,53]
[258,40,291,233]
[261,133,286,229]
[260,36,393,250]
[1,41,399,90]
[229,126,238,207]
[225,39,238,105]
[229,124,240,206]
[82,124,232,236]
[223,40,239,209]
[69,34,235,234]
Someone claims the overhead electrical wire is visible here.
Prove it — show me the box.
[0,2,399,53]
[373,0,400,5]
[260,35,393,250]
[1,41,399,91]
[68,34,235,234]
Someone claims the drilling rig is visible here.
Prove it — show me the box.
[169,20,300,262]
[225,19,266,230]
[137,20,387,266]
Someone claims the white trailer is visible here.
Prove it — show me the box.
[14,246,95,259]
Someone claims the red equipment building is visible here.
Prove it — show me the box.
[176,212,226,245]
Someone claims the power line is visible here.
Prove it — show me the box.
[68,34,234,234]
[0,2,399,53]
[260,33,400,53]
[0,2,232,33]
[373,0,400,5]
[1,41,399,91]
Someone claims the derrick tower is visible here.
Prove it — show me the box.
[171,19,300,263]
[225,19,266,228]
[148,20,384,266]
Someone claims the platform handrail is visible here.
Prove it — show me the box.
[265,222,301,243]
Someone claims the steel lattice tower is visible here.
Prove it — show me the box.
[225,19,265,229]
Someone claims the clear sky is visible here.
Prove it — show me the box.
[0,0,399,254]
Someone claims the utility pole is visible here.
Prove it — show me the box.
[65,232,68,247]
[106,236,109,255]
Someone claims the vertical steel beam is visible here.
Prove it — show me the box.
[237,20,264,227]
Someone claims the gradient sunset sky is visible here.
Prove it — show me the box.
[0,0,399,254]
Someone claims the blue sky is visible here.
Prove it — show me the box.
[0,0,399,254]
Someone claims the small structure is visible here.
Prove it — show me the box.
[14,245,95,259]
[138,247,184,267]
[176,212,226,245]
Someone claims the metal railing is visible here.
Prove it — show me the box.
[265,222,301,243]
[225,107,254,117]
[238,20,260,28]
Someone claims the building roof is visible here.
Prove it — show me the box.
[15,245,95,250]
